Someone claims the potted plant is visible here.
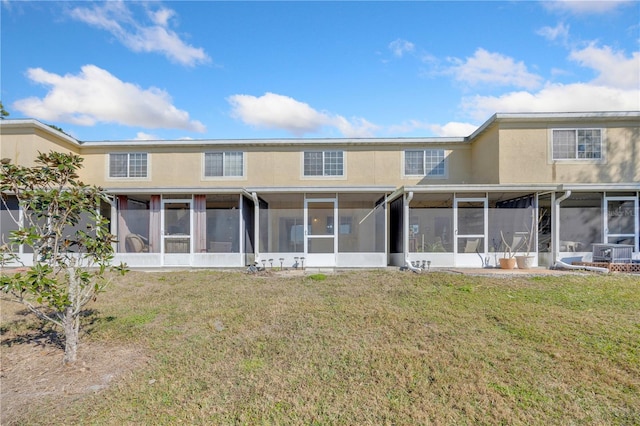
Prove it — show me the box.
[499,231,517,269]
[515,208,543,270]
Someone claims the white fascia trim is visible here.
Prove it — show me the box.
[403,184,560,193]
[80,137,468,149]
[104,187,247,194]
[0,119,81,146]
[468,111,640,141]
[245,186,397,193]
[558,183,640,191]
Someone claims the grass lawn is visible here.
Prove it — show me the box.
[2,270,639,425]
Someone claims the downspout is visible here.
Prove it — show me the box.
[552,190,571,266]
[404,191,420,272]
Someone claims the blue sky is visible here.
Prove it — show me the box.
[2,1,639,141]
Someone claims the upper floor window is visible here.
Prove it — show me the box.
[109,153,148,178]
[404,149,445,177]
[552,129,602,160]
[304,151,344,177]
[204,152,244,177]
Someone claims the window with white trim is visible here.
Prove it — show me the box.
[303,151,344,176]
[204,152,244,177]
[552,129,602,160]
[404,149,445,177]
[109,153,148,178]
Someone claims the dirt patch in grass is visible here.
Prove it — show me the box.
[0,304,149,425]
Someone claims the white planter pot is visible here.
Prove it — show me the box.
[515,255,535,269]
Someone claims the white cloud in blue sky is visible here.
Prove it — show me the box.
[536,22,570,44]
[68,1,210,67]
[446,48,543,90]
[14,65,206,132]
[228,93,378,138]
[542,0,636,14]
[389,39,416,58]
[2,1,638,140]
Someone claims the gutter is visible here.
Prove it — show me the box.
[554,260,609,274]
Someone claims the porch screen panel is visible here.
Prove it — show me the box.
[117,196,151,253]
[337,194,385,253]
[149,195,161,253]
[538,194,552,253]
[206,195,240,253]
[457,202,484,235]
[488,196,535,255]
[559,192,602,251]
[1,196,20,252]
[194,195,207,253]
[257,194,305,253]
[407,194,454,253]
[308,238,333,253]
[409,210,453,253]
[607,199,636,245]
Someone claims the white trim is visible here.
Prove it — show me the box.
[304,196,338,267]
[161,198,194,266]
[3,113,638,149]
[604,194,639,252]
[453,196,488,266]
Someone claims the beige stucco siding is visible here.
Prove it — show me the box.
[3,114,636,190]
[498,121,640,184]
[78,144,473,189]
[1,128,80,167]
[498,127,548,183]
[470,125,500,184]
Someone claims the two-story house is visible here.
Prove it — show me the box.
[1,111,638,269]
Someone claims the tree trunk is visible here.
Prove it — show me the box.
[62,307,79,364]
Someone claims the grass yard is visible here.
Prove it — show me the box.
[2,270,639,425]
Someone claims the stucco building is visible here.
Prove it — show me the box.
[2,111,639,269]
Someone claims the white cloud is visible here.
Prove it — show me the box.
[461,83,640,121]
[149,7,175,27]
[135,132,158,140]
[69,2,209,67]
[536,22,570,43]
[542,0,635,14]
[569,43,640,90]
[13,65,206,132]
[429,122,479,137]
[389,39,415,57]
[458,42,639,120]
[228,92,379,137]
[447,48,543,90]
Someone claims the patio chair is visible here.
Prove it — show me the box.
[464,238,480,253]
[125,234,149,253]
